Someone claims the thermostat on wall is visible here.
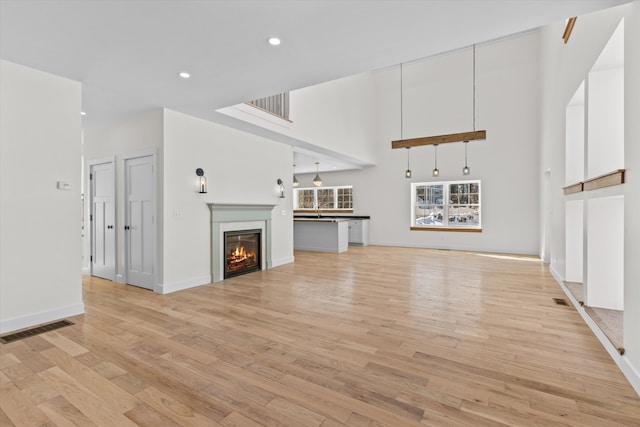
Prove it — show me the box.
[57,181,71,190]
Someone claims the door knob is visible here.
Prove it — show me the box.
[124,225,130,230]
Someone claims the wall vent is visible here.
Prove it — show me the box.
[553,298,569,306]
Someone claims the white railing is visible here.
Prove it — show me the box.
[247,93,289,120]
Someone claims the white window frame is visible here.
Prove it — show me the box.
[411,180,481,230]
[294,186,353,211]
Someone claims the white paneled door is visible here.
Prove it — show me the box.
[90,162,115,281]
[124,155,155,290]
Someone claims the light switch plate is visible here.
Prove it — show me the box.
[57,181,71,190]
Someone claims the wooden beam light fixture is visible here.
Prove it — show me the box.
[391,44,486,151]
[392,130,486,149]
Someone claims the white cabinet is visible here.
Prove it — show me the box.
[348,219,369,246]
[294,219,349,253]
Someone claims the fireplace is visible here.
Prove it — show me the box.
[224,229,261,279]
[208,203,275,283]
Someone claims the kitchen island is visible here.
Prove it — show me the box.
[293,218,350,253]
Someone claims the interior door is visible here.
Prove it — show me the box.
[124,155,155,290]
[90,162,115,280]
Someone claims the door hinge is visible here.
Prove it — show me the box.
[90,255,93,262]
[90,173,92,180]
[90,214,92,221]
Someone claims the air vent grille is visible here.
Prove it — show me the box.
[0,320,74,344]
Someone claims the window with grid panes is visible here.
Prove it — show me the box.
[293,186,353,211]
[317,188,334,209]
[336,187,352,209]
[411,180,480,229]
[297,189,315,209]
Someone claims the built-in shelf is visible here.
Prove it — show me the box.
[564,281,584,305]
[583,169,625,191]
[563,182,584,195]
[562,169,625,195]
[585,306,624,355]
[562,281,624,356]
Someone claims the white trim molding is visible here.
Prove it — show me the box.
[0,303,85,334]
[553,271,640,396]
[272,256,295,268]
[156,275,211,294]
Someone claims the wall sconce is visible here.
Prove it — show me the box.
[276,178,285,198]
[195,168,207,193]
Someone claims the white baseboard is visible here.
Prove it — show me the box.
[81,266,90,276]
[0,303,85,334]
[619,356,640,397]
[549,264,563,284]
[115,274,125,284]
[271,256,294,268]
[553,271,640,396]
[156,275,211,295]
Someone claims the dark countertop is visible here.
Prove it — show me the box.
[294,215,370,220]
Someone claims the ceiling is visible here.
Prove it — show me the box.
[0,0,629,171]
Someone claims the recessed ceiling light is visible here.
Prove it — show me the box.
[178,71,191,79]
[268,37,281,46]
[80,111,87,116]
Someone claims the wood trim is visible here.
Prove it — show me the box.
[392,130,486,149]
[583,169,625,191]
[563,182,583,195]
[293,209,354,214]
[563,17,577,44]
[410,226,482,233]
[294,218,349,223]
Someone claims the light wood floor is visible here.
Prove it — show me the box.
[2,246,639,426]
[564,281,625,353]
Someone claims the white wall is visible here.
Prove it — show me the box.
[0,60,84,333]
[217,72,378,167]
[587,196,624,310]
[298,31,541,255]
[565,200,583,283]
[541,1,639,392]
[161,109,294,293]
[565,84,585,185]
[624,0,640,380]
[83,108,293,294]
[588,67,624,178]
[83,110,164,284]
[289,73,378,165]
[541,5,627,282]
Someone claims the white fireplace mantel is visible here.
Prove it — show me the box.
[208,203,275,282]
